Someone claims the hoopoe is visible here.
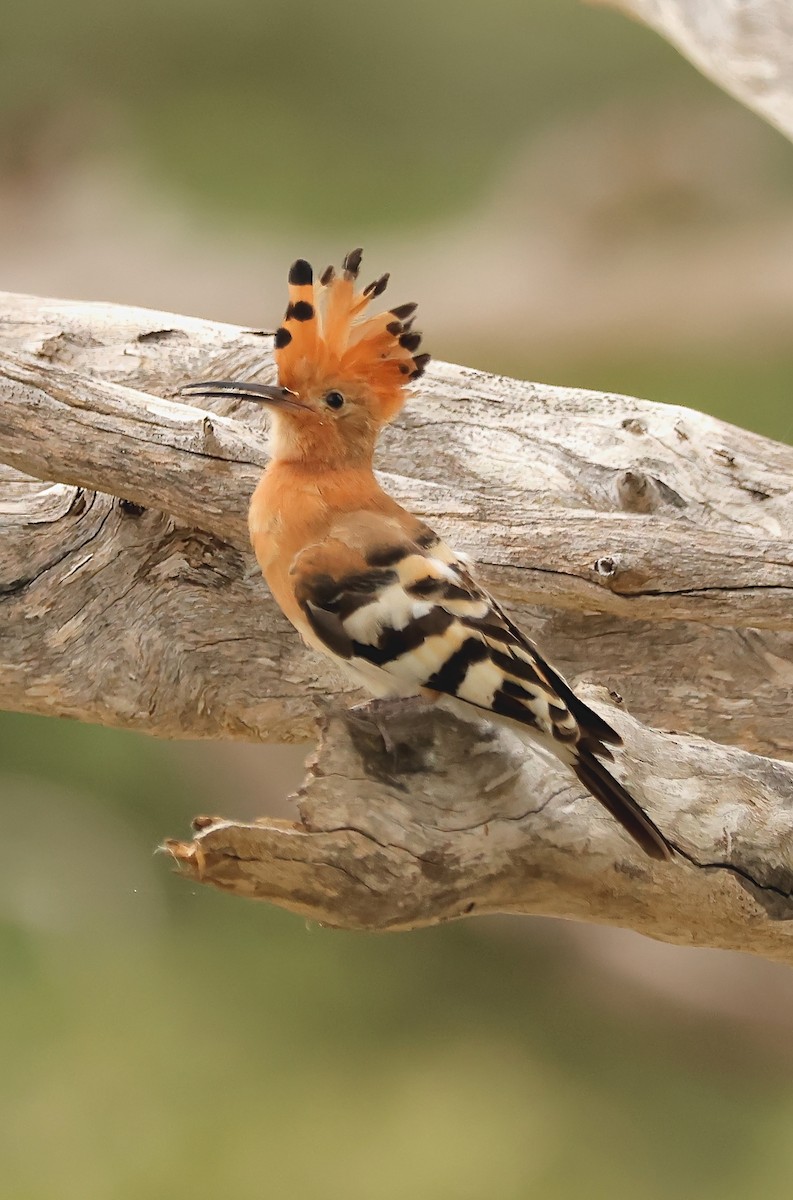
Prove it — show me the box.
[184,249,671,861]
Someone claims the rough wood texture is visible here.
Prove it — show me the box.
[604,0,793,142]
[2,292,792,753]
[2,292,793,958]
[166,696,793,964]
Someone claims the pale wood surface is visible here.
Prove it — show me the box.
[2,291,792,753]
[1,292,792,958]
[166,697,793,964]
[603,0,793,143]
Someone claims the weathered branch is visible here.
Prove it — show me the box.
[2,292,793,958]
[2,292,792,751]
[603,0,793,143]
[166,695,793,965]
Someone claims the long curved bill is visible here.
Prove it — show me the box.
[181,380,303,411]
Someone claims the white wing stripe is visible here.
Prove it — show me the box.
[343,582,433,645]
[455,658,504,709]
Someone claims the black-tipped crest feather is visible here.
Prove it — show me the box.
[343,247,363,277]
[288,259,313,286]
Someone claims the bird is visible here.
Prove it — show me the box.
[183,248,672,861]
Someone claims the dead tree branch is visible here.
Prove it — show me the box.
[1,292,793,959]
[167,699,793,965]
[602,0,793,143]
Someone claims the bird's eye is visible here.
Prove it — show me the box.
[325,391,345,410]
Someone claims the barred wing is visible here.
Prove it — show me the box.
[290,522,671,860]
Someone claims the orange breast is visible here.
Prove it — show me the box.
[247,461,397,636]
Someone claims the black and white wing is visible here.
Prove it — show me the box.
[291,519,671,861]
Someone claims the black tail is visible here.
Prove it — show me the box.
[573,750,672,861]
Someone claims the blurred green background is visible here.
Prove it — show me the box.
[3,2,793,1197]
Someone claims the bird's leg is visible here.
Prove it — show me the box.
[347,695,431,756]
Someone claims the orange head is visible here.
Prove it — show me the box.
[183,249,429,468]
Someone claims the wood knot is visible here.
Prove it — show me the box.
[593,555,620,579]
[119,498,146,517]
[614,469,656,512]
[613,469,686,514]
[192,814,224,831]
[621,417,646,435]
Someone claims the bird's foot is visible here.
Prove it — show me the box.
[347,695,428,756]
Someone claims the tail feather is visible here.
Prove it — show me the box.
[529,646,623,752]
[573,750,672,861]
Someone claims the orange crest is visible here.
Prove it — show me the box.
[273,248,430,424]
